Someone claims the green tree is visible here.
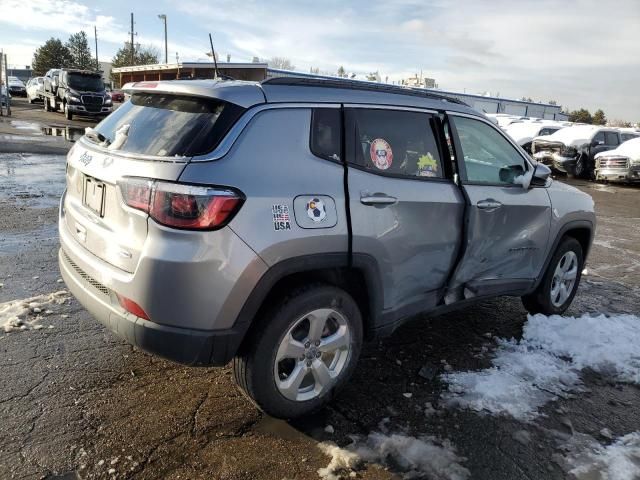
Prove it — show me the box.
[337,66,346,78]
[32,38,73,75]
[592,109,607,126]
[110,43,159,85]
[568,108,593,124]
[66,31,94,70]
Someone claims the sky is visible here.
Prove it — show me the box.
[0,0,638,121]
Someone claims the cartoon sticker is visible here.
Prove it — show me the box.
[272,204,292,231]
[417,153,439,177]
[370,138,393,170]
[306,197,327,222]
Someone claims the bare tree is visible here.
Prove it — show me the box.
[269,57,295,70]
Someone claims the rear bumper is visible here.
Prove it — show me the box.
[59,247,244,366]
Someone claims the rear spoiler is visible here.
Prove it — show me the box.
[121,80,265,108]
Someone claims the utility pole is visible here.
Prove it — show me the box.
[158,14,168,64]
[0,49,4,116]
[129,13,135,65]
[3,52,11,116]
[94,26,99,70]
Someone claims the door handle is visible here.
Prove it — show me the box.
[477,199,503,211]
[360,194,398,206]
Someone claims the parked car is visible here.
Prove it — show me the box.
[59,78,595,419]
[594,137,640,183]
[7,76,26,97]
[26,76,44,103]
[619,129,640,143]
[504,121,565,154]
[42,68,112,120]
[531,125,622,178]
[109,89,124,102]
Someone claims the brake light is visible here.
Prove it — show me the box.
[118,178,243,230]
[116,294,150,320]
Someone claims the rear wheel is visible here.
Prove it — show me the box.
[64,102,73,120]
[233,284,363,419]
[522,237,583,315]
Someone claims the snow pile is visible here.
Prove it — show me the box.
[561,432,640,480]
[318,432,469,480]
[595,137,640,161]
[1,291,69,332]
[505,122,562,144]
[443,313,640,420]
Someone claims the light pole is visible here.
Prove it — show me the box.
[158,14,168,64]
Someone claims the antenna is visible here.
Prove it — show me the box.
[208,33,219,79]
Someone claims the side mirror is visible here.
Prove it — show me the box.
[530,163,551,187]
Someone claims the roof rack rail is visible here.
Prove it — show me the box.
[262,76,468,106]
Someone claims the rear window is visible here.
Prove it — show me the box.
[91,93,246,157]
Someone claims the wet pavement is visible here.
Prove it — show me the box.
[1,99,639,479]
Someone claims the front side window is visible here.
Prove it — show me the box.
[593,132,605,144]
[345,108,443,179]
[605,131,619,146]
[452,116,527,185]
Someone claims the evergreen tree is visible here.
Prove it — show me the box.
[337,66,346,78]
[592,109,607,126]
[110,44,159,85]
[568,108,593,124]
[32,38,73,75]
[66,31,95,70]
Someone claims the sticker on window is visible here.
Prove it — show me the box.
[370,138,393,170]
[417,153,439,177]
[272,204,292,231]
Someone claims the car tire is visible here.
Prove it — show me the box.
[27,95,33,104]
[64,103,73,120]
[573,154,589,179]
[522,237,583,316]
[233,284,363,419]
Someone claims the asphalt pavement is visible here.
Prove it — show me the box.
[1,98,639,480]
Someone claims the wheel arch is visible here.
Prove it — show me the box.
[230,253,384,358]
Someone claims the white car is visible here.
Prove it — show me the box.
[7,76,26,97]
[594,137,640,183]
[26,77,44,103]
[504,121,565,153]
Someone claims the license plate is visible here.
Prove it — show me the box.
[83,177,105,217]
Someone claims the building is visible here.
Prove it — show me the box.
[402,74,437,89]
[111,62,268,87]
[7,67,33,82]
[99,61,112,87]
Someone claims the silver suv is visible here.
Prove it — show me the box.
[59,78,595,418]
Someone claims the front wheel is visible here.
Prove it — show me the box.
[522,237,583,315]
[233,285,363,419]
[64,103,73,120]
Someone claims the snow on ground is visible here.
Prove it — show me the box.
[442,313,640,421]
[1,291,70,332]
[318,432,469,480]
[560,432,640,480]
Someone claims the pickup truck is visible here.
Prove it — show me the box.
[42,68,113,120]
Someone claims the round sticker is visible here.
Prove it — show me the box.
[306,197,327,222]
[370,138,393,170]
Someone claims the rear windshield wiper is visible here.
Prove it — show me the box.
[84,127,111,147]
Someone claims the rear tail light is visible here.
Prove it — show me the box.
[118,178,243,230]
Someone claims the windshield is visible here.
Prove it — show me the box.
[68,73,104,91]
[90,92,246,157]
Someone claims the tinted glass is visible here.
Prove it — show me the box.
[539,127,559,136]
[310,108,341,161]
[605,131,619,146]
[346,109,443,178]
[67,73,104,91]
[92,93,245,157]
[593,132,605,144]
[453,116,527,185]
[621,133,639,142]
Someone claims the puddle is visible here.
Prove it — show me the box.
[41,125,86,142]
[0,223,58,256]
[10,120,43,134]
[0,153,66,207]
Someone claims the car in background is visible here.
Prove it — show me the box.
[26,77,44,103]
[504,122,565,154]
[619,128,640,143]
[594,138,640,183]
[531,125,622,178]
[7,76,26,97]
[109,89,124,102]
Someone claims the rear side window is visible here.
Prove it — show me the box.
[605,131,619,146]
[92,93,246,157]
[310,108,341,161]
[345,108,443,179]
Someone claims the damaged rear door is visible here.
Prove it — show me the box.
[445,113,551,301]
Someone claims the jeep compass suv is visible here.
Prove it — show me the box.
[59,78,595,418]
